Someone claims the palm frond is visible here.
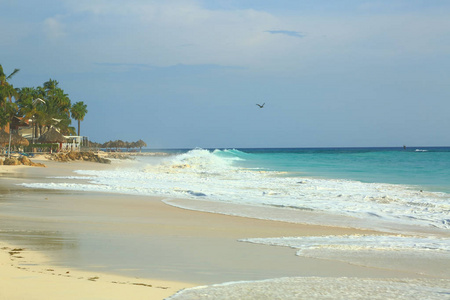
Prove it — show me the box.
[6,69,20,80]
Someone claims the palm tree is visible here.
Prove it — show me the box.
[16,87,42,141]
[70,101,88,136]
[30,79,73,137]
[0,101,18,129]
[0,65,20,132]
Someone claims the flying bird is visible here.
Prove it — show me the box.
[256,103,265,108]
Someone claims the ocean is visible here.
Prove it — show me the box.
[18,147,450,294]
[24,147,450,232]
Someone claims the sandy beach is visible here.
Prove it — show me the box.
[1,155,449,299]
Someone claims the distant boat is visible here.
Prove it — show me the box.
[415,149,428,152]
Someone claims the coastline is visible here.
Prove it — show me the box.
[1,155,449,299]
[0,156,195,300]
[0,241,193,300]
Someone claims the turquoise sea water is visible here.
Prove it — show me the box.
[210,147,450,193]
[150,147,450,193]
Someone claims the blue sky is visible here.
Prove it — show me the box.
[2,0,450,148]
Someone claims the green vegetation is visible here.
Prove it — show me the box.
[0,64,88,139]
[71,101,88,136]
[0,65,20,130]
[24,143,59,153]
[1,64,147,152]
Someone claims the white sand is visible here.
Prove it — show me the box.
[0,241,193,300]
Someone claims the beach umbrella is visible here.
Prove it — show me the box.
[11,133,29,146]
[37,127,67,143]
[0,130,29,156]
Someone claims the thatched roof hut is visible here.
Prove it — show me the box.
[0,130,9,144]
[0,130,10,146]
[11,134,29,146]
[0,130,29,147]
[37,127,67,143]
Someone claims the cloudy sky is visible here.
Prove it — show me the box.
[2,0,450,148]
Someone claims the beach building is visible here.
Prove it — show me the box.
[14,116,88,152]
[62,136,87,152]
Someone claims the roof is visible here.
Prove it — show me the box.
[37,127,67,143]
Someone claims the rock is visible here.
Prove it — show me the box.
[67,151,80,160]
[3,158,20,165]
[105,153,133,160]
[2,156,46,167]
[98,157,111,164]
[59,154,69,162]
[18,156,32,166]
[30,162,46,167]
[49,152,111,164]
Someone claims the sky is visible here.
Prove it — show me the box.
[2,0,450,148]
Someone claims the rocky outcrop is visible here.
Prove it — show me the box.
[49,151,111,164]
[104,153,134,160]
[1,156,46,167]
[3,158,20,166]
[18,156,46,167]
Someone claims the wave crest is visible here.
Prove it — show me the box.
[144,148,243,174]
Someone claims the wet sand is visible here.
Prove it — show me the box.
[1,157,449,299]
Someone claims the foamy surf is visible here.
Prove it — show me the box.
[167,277,450,300]
[240,235,450,277]
[16,148,450,296]
[21,149,450,231]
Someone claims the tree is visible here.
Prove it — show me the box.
[0,65,20,132]
[16,87,42,140]
[0,101,18,129]
[30,79,74,137]
[71,101,88,136]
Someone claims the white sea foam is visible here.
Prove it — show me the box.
[20,149,450,231]
[241,235,450,253]
[167,277,450,300]
[239,235,450,277]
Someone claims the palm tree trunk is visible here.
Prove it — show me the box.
[78,120,81,136]
[34,123,39,141]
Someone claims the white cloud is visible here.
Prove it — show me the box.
[61,1,449,70]
[58,1,282,68]
[43,17,66,39]
[9,0,450,76]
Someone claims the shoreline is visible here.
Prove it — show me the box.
[1,156,449,298]
[0,241,194,300]
[0,157,196,299]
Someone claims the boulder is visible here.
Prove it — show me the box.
[0,155,46,167]
[30,162,46,167]
[58,153,69,162]
[3,158,20,165]
[49,152,111,164]
[67,151,81,160]
[18,156,32,166]
[98,157,111,164]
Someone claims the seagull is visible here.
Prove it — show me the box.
[256,103,265,108]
